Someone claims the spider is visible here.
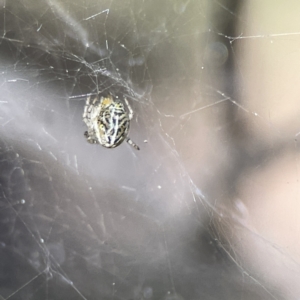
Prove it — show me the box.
[83,94,140,150]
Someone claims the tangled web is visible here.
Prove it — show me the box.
[0,0,296,299]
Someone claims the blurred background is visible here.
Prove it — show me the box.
[0,0,300,299]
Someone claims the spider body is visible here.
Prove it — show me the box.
[83,94,139,150]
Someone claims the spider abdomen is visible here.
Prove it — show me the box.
[98,103,130,148]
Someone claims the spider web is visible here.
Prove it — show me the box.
[0,0,299,299]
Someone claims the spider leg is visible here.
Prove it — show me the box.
[124,98,139,150]
[124,97,133,120]
[92,96,100,105]
[83,97,90,117]
[83,96,91,124]
[84,131,99,144]
[127,138,140,150]
[83,96,99,127]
